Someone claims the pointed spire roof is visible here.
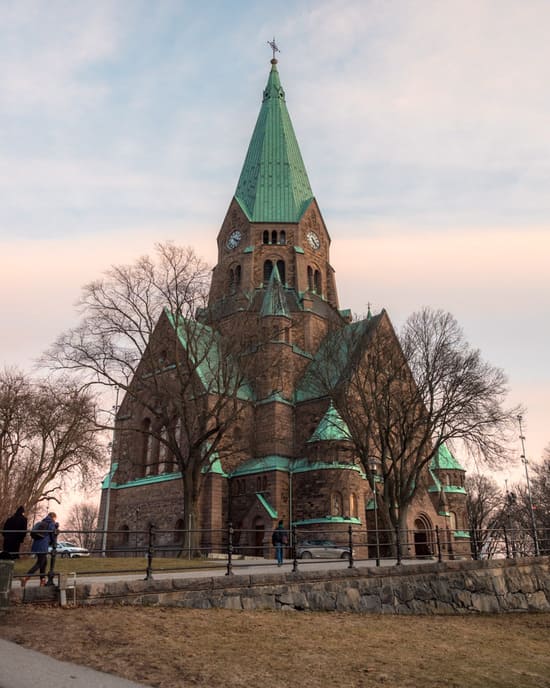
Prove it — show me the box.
[235,59,314,223]
[308,402,352,443]
[260,263,290,318]
[430,444,465,472]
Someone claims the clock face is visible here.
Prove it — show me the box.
[307,231,320,250]
[226,230,242,250]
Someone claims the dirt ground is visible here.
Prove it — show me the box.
[1,606,549,688]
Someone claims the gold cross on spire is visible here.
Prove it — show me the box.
[267,38,280,61]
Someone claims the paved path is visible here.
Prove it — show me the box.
[11,555,432,588]
[0,638,150,688]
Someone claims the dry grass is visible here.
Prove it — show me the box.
[11,555,224,577]
[1,606,549,688]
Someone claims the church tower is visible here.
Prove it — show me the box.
[205,56,348,415]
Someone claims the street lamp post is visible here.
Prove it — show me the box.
[101,385,119,557]
[517,415,540,556]
[369,459,381,567]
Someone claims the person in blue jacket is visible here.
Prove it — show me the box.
[21,512,58,587]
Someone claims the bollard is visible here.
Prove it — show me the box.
[144,524,155,581]
[226,522,233,576]
[435,525,442,563]
[292,525,299,573]
[395,526,402,565]
[347,524,354,569]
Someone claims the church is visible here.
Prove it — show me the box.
[98,55,469,560]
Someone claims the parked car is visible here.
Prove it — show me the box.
[296,540,352,560]
[49,541,90,558]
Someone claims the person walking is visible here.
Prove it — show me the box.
[272,520,287,567]
[1,506,28,559]
[21,512,58,587]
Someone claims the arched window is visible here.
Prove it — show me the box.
[120,525,130,547]
[331,492,343,516]
[229,269,235,292]
[263,230,269,244]
[449,512,457,531]
[271,230,278,244]
[158,426,169,474]
[279,230,286,245]
[235,264,241,287]
[276,260,286,284]
[141,418,152,478]
[350,493,358,518]
[314,270,322,294]
[307,266,313,291]
[233,426,242,446]
[263,260,273,283]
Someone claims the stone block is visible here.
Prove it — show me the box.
[526,591,550,611]
[221,594,242,610]
[470,593,501,613]
[0,561,14,608]
[336,587,361,612]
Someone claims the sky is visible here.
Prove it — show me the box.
[1,0,548,518]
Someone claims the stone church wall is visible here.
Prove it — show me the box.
[55,557,550,615]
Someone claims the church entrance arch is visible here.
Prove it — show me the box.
[252,516,265,557]
[414,516,433,558]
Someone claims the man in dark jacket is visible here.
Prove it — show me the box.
[1,506,28,559]
[272,520,287,566]
[21,512,58,587]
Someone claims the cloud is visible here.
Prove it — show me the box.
[0,3,117,112]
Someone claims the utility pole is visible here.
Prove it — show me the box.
[517,415,540,556]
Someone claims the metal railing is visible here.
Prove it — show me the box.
[3,524,548,583]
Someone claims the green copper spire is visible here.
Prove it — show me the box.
[308,402,351,443]
[235,59,314,223]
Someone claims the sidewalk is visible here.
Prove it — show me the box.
[0,637,151,688]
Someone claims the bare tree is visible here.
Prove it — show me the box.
[309,307,518,546]
[64,501,99,550]
[0,368,104,526]
[465,473,505,557]
[530,452,550,554]
[43,243,250,552]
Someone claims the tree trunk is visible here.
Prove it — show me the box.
[181,475,201,558]
[397,506,410,560]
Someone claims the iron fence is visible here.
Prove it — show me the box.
[2,524,548,583]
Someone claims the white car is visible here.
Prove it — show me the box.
[50,540,90,558]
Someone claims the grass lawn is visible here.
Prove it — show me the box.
[11,554,224,577]
[0,605,548,688]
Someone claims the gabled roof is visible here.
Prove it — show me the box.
[295,313,383,402]
[234,59,314,223]
[165,309,254,401]
[260,263,291,318]
[308,401,351,442]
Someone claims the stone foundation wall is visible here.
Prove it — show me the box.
[43,557,550,615]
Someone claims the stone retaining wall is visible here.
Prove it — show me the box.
[0,561,14,608]
[23,556,547,615]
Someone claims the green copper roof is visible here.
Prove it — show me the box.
[260,263,291,318]
[308,401,351,443]
[234,60,314,222]
[256,492,278,519]
[165,309,254,401]
[430,444,465,472]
